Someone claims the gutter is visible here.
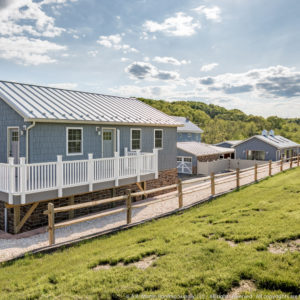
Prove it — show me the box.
[26,121,36,163]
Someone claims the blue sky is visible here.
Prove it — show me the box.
[0,0,300,118]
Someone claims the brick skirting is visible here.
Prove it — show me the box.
[0,168,178,234]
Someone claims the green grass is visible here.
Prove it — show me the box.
[1,169,300,299]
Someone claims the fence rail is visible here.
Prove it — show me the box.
[44,155,300,246]
[0,149,158,204]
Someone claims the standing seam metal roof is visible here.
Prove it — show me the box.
[0,81,180,126]
[172,116,203,133]
[233,135,300,149]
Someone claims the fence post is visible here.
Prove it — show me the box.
[280,159,283,172]
[298,155,300,167]
[8,157,15,205]
[210,172,215,196]
[114,152,119,186]
[20,157,26,204]
[126,189,132,224]
[178,179,183,208]
[153,149,159,179]
[236,168,240,189]
[290,157,293,169]
[57,155,63,197]
[254,163,258,182]
[88,153,94,192]
[269,160,272,176]
[48,203,55,245]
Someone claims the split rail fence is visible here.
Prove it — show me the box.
[44,156,300,245]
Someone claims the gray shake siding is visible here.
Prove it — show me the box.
[177,132,201,143]
[28,123,177,171]
[235,137,278,161]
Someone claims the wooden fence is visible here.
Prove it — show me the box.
[44,155,300,245]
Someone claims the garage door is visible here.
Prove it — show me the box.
[177,156,193,174]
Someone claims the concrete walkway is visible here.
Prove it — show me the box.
[0,162,293,262]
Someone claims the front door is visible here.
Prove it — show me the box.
[102,129,115,157]
[8,128,20,163]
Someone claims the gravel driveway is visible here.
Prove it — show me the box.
[0,162,292,262]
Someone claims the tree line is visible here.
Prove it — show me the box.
[139,98,300,144]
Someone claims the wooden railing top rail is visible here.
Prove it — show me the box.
[131,184,178,197]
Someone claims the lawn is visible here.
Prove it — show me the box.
[0,168,300,299]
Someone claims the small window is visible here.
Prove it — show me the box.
[12,131,19,142]
[177,157,182,162]
[184,157,192,162]
[103,131,112,141]
[154,129,163,149]
[67,128,82,155]
[131,129,141,151]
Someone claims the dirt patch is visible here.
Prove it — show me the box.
[225,280,257,299]
[219,238,237,247]
[93,255,158,271]
[268,239,300,254]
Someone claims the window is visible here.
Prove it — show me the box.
[184,157,192,163]
[12,131,19,142]
[103,131,112,141]
[246,150,265,160]
[154,129,163,149]
[131,129,141,151]
[67,128,82,155]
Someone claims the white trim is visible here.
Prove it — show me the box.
[7,126,20,163]
[101,127,116,157]
[154,129,163,150]
[130,128,142,151]
[66,127,83,156]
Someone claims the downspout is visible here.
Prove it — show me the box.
[26,121,36,163]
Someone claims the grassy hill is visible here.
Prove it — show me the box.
[0,168,299,299]
[138,98,300,144]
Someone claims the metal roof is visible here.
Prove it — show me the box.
[172,116,203,133]
[233,135,300,150]
[177,142,234,157]
[0,80,180,127]
[215,140,241,147]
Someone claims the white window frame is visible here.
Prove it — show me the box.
[154,129,163,150]
[130,128,142,151]
[66,127,83,156]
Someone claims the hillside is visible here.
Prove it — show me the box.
[138,98,300,144]
[0,168,299,298]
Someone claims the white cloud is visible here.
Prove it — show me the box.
[48,82,78,89]
[125,61,180,81]
[201,62,219,72]
[193,5,222,22]
[143,12,201,37]
[97,34,138,53]
[121,57,130,62]
[153,56,191,66]
[88,50,98,57]
[0,36,66,65]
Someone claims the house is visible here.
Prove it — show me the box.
[177,142,234,174]
[172,116,203,142]
[215,140,241,149]
[234,130,300,161]
[0,80,181,234]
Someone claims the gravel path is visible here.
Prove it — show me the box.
[0,162,292,262]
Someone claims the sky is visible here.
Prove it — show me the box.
[0,0,300,118]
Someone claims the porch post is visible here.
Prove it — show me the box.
[88,153,94,192]
[8,157,15,204]
[114,152,119,186]
[136,151,141,182]
[20,157,26,204]
[57,155,63,197]
[124,147,128,156]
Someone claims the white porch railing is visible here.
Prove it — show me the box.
[0,149,158,205]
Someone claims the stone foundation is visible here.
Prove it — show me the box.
[0,168,178,234]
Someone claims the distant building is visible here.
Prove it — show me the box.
[233,130,300,161]
[172,116,203,143]
[215,140,241,149]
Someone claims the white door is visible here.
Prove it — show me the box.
[8,128,20,164]
[177,156,193,174]
[102,129,115,158]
